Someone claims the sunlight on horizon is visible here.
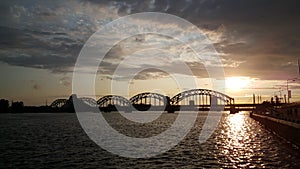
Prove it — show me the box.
[225,76,251,91]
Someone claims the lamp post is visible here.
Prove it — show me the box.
[287,78,297,103]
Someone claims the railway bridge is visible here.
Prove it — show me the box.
[50,89,257,113]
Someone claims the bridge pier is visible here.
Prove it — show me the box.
[230,106,239,114]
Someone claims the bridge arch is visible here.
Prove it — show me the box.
[171,89,234,106]
[130,92,168,106]
[50,99,68,108]
[97,95,131,107]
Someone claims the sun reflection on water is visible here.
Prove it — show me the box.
[218,112,260,168]
[227,114,245,147]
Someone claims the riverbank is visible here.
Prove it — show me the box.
[250,113,300,147]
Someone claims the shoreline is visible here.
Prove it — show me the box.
[250,113,300,147]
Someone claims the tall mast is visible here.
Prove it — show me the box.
[298,59,300,76]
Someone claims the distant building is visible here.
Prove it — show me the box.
[0,99,9,113]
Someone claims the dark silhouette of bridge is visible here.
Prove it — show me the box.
[50,89,258,113]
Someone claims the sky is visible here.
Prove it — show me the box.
[1,0,300,105]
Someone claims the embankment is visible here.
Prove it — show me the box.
[251,113,300,147]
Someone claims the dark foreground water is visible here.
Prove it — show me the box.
[1,112,300,168]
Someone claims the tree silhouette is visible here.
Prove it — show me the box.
[11,101,24,113]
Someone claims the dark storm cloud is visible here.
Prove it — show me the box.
[0,0,107,72]
[95,0,300,79]
[0,26,80,72]
[0,0,299,80]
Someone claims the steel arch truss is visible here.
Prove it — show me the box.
[171,89,234,105]
[50,99,68,108]
[97,95,131,107]
[130,92,168,106]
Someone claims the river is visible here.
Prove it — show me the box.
[1,112,299,168]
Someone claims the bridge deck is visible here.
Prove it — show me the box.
[98,104,261,113]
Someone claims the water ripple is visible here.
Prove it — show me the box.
[0,112,299,168]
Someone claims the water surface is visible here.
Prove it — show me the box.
[1,112,299,168]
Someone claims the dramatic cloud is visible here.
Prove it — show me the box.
[0,0,119,72]
[0,0,300,80]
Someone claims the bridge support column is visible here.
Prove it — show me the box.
[230,106,238,114]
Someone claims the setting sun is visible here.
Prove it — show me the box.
[226,77,250,91]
